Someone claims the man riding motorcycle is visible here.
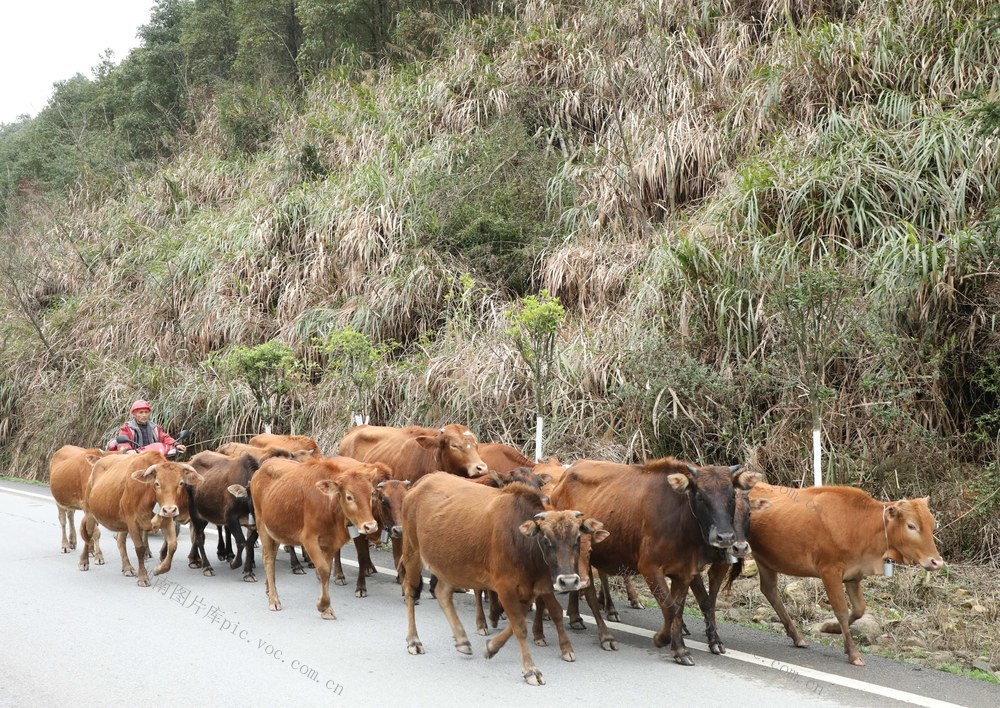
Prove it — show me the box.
[110,399,187,455]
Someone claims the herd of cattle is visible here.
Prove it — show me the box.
[49,424,946,685]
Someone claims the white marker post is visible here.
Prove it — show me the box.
[535,415,544,462]
[813,427,822,486]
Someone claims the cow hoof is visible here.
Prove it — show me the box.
[78,561,89,571]
[333,576,347,586]
[122,568,136,578]
[268,600,282,611]
[484,641,499,659]
[364,566,377,577]
[793,638,809,648]
[569,618,586,631]
[674,652,695,666]
[606,611,620,623]
[95,555,105,565]
[62,546,71,554]
[217,552,228,562]
[709,641,725,655]
[477,626,490,637]
[561,649,575,662]
[523,670,545,686]
[320,609,337,620]
[534,637,548,647]
[601,638,618,651]
[243,573,257,583]
[230,559,242,570]
[455,641,472,655]
[628,600,643,609]
[203,567,215,577]
[407,641,425,655]
[152,563,171,576]
[189,559,202,569]
[292,566,307,575]
[137,578,150,588]
[355,589,367,598]
[652,632,669,648]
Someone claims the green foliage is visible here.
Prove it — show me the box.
[315,327,395,422]
[210,340,303,430]
[217,83,285,155]
[506,290,565,418]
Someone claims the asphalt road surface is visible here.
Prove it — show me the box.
[1,478,995,707]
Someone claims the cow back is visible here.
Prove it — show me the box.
[50,445,103,509]
[248,433,320,456]
[478,443,535,473]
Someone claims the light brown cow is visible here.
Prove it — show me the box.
[78,449,205,587]
[748,483,945,665]
[49,445,105,555]
[217,441,311,460]
[401,472,604,686]
[338,424,487,482]
[478,443,536,473]
[248,433,321,456]
[249,455,388,618]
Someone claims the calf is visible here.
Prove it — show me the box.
[338,424,487,482]
[49,445,104,555]
[549,456,759,665]
[748,483,944,665]
[249,456,387,618]
[401,472,604,686]
[78,450,204,587]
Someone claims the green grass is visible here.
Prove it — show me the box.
[937,664,1000,685]
[0,474,47,486]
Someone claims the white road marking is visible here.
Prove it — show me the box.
[1,483,967,707]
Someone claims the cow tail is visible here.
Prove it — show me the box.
[723,559,744,593]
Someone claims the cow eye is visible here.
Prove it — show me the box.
[907,522,918,532]
[346,495,354,502]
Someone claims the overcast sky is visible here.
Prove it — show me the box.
[1,1,156,125]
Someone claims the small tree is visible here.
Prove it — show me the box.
[213,340,302,433]
[316,327,393,426]
[506,290,566,460]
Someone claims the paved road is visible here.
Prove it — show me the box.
[1,479,993,707]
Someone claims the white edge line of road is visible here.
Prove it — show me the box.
[3,484,966,708]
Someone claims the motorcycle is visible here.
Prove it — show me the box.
[108,429,191,458]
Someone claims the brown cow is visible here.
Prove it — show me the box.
[338,424,487,481]
[748,483,945,665]
[478,443,536,473]
[249,433,321,456]
[186,448,293,580]
[549,456,759,665]
[217,441,312,461]
[401,472,604,686]
[49,445,104,555]
[78,450,205,587]
[249,456,388,618]
[342,478,412,597]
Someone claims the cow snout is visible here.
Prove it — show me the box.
[730,541,750,557]
[160,505,179,518]
[471,464,487,477]
[389,525,403,539]
[360,521,379,535]
[710,528,735,548]
[923,557,945,571]
[553,574,581,593]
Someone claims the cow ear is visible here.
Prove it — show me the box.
[403,480,412,488]
[414,435,439,450]
[316,479,340,497]
[184,470,206,486]
[536,472,553,485]
[685,465,700,478]
[131,465,158,483]
[228,484,248,498]
[735,471,761,490]
[749,498,772,512]
[666,473,689,492]
[580,518,610,543]
[886,502,900,518]
[519,520,541,537]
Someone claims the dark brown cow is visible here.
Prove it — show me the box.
[338,424,487,481]
[249,456,388,618]
[78,450,205,587]
[248,433,321,456]
[549,456,759,665]
[748,483,945,665]
[401,472,604,686]
[49,445,105,554]
[186,448,293,580]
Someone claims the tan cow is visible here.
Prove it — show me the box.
[748,483,945,665]
[338,424,487,482]
[478,443,536,473]
[78,450,205,587]
[49,445,105,555]
[248,433,321,456]
[217,441,311,461]
[248,456,388,618]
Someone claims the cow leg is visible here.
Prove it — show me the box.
[258,522,282,611]
[624,574,643,609]
[401,533,424,654]
[600,570,622,622]
[116,531,136,577]
[126,525,151,586]
[431,579,472,654]
[78,514,97,571]
[691,563,728,654]
[332,548,346,586]
[531,601,546,645]
[487,590,504,627]
[188,522,202,567]
[353,535,371,597]
[818,569,864,665]
[391,536,403,583]
[757,562,807,648]
[196,520,215,576]
[303,539,336,620]
[241,529,259,582]
[286,545,307,575]
[487,591,543,686]
[845,579,867,625]
[581,579,618,650]
[538,593,575,662]
[216,525,229,561]
[428,574,438,599]
[475,590,490,636]
[152,517,178,578]
[567,589,584,629]
[58,506,71,552]
[643,563,695,665]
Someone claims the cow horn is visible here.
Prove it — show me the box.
[573,511,583,518]
[729,464,743,476]
[686,465,700,477]
[533,512,548,520]
[144,464,158,477]
[182,464,198,475]
[377,482,386,490]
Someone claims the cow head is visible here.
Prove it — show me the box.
[663,461,760,549]
[373,479,411,538]
[519,510,606,593]
[415,424,487,478]
[730,491,771,558]
[577,518,611,589]
[132,462,205,519]
[884,497,945,571]
[316,467,380,535]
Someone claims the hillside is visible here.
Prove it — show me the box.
[1,0,999,564]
